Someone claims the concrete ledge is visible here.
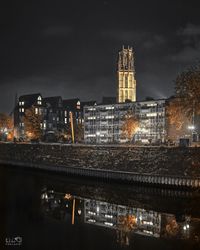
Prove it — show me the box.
[1,159,200,189]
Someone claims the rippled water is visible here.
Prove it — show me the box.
[1,165,200,250]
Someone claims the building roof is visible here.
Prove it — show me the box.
[19,93,42,106]
[84,98,168,108]
[81,101,96,106]
[63,98,80,108]
[43,96,62,108]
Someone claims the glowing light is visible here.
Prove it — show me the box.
[188,125,195,130]
[64,193,72,200]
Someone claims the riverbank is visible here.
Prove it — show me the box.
[0,143,200,178]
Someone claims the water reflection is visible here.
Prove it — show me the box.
[41,189,200,247]
[2,166,200,250]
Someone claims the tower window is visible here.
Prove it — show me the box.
[125,75,128,88]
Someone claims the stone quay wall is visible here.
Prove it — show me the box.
[0,143,200,179]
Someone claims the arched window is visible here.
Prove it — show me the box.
[37,96,42,105]
[77,101,80,109]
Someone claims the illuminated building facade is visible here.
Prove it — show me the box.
[84,99,166,144]
[117,46,136,103]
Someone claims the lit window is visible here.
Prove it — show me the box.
[146,113,157,117]
[64,110,67,117]
[88,116,96,120]
[35,108,38,114]
[21,101,24,105]
[21,108,24,112]
[77,101,80,109]
[65,118,67,124]
[105,106,114,110]
[19,102,22,106]
[104,222,113,226]
[43,123,46,129]
[105,115,114,119]
[37,96,42,105]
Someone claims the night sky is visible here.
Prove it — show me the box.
[1,0,200,113]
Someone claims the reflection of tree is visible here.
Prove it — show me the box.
[117,215,137,246]
[164,217,179,237]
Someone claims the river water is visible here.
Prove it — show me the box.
[1,165,200,250]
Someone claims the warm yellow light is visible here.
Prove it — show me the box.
[64,193,72,200]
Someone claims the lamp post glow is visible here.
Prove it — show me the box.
[188,125,195,130]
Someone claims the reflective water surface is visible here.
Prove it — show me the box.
[1,165,200,250]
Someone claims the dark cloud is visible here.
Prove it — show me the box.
[1,0,200,113]
[43,25,72,37]
[179,23,200,36]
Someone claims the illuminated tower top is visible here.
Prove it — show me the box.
[117,46,136,103]
[118,45,135,73]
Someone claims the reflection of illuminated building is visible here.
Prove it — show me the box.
[41,189,196,242]
[83,198,161,238]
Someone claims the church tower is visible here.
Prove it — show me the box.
[117,46,136,103]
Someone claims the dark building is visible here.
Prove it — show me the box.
[14,93,43,138]
[14,93,96,141]
[63,98,82,126]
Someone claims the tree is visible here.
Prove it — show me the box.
[0,113,13,132]
[166,64,200,141]
[121,111,139,142]
[166,98,192,141]
[0,113,13,141]
[23,106,42,140]
[175,64,200,118]
[75,123,84,143]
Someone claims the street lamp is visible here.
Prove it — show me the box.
[188,125,197,143]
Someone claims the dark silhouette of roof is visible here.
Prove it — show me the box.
[19,93,42,107]
[43,96,62,108]
[63,98,80,109]
[81,101,96,106]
